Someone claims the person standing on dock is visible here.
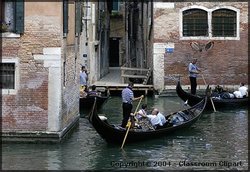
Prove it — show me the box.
[80,66,88,87]
[121,83,144,128]
[188,58,201,95]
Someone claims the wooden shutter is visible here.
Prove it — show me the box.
[14,0,24,34]
[63,0,68,34]
[75,0,82,35]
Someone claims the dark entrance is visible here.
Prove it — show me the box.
[109,38,119,67]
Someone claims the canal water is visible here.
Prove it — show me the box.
[2,96,248,170]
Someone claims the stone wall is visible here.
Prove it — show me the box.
[153,2,248,90]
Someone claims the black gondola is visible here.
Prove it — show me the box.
[80,95,109,111]
[176,81,248,110]
[88,96,207,144]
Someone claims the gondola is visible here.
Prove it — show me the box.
[79,94,109,110]
[88,96,207,144]
[176,81,248,110]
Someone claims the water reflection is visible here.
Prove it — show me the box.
[2,96,248,170]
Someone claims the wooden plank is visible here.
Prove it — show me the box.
[121,74,147,79]
[120,67,149,72]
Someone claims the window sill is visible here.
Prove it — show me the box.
[2,89,17,95]
[0,32,21,38]
[180,36,240,40]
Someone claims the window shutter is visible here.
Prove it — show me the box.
[14,0,24,34]
[63,0,68,34]
[112,0,119,11]
[75,0,82,35]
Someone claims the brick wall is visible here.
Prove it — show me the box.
[154,2,248,87]
[2,2,80,132]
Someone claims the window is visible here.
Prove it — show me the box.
[183,9,208,36]
[212,9,236,37]
[112,0,120,12]
[0,63,15,89]
[180,6,239,40]
[0,0,24,34]
[0,1,14,32]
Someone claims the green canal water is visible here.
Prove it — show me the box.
[2,96,248,170]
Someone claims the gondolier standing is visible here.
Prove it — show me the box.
[188,58,201,95]
[121,83,144,128]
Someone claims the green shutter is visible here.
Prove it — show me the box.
[112,1,119,11]
[63,0,68,34]
[75,0,82,35]
[14,0,24,34]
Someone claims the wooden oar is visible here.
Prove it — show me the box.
[201,74,216,112]
[121,96,143,149]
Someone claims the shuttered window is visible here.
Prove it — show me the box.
[112,0,120,12]
[63,0,68,34]
[0,0,24,34]
[14,0,24,33]
[0,63,15,89]
[183,9,208,36]
[75,0,82,35]
[212,9,236,37]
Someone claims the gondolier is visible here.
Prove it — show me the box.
[121,83,144,128]
[188,58,201,95]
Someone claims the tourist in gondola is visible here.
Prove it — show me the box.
[188,58,201,95]
[121,82,144,128]
[88,85,100,96]
[147,108,163,129]
[80,85,88,98]
[238,82,248,98]
[133,104,153,130]
[136,104,148,120]
[156,109,167,126]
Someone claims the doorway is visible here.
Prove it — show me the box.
[109,38,119,67]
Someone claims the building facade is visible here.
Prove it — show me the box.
[80,1,112,84]
[1,0,82,142]
[153,2,248,91]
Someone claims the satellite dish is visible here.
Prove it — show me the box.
[205,41,214,51]
[190,42,202,52]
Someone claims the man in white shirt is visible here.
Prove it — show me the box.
[147,108,168,128]
[147,108,162,128]
[157,111,167,126]
[238,83,248,98]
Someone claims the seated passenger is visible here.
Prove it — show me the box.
[154,108,167,126]
[80,85,88,98]
[147,109,162,128]
[238,83,248,98]
[88,85,99,96]
[214,85,224,93]
[136,104,148,120]
[233,90,243,98]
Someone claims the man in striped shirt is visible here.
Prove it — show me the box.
[121,82,144,128]
[188,58,201,95]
